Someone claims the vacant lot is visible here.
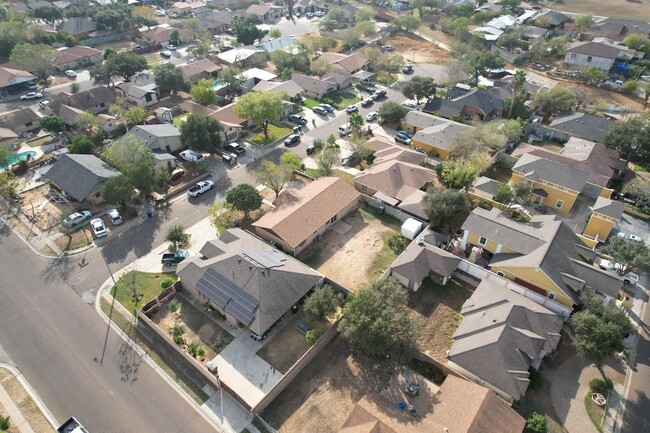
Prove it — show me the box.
[262,337,393,433]
[540,0,650,21]
[301,208,400,291]
[387,33,452,64]
[557,82,645,110]
[408,278,475,361]
[112,271,177,313]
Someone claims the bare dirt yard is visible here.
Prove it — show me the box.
[407,278,475,361]
[262,337,394,433]
[300,207,400,291]
[387,33,452,64]
[539,0,650,21]
[556,82,646,110]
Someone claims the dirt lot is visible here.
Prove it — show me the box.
[151,294,234,361]
[0,369,54,433]
[407,278,474,361]
[262,337,394,433]
[387,33,452,64]
[300,208,400,291]
[539,0,650,21]
[256,310,331,374]
[556,82,645,110]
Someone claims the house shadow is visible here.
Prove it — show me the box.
[407,277,474,318]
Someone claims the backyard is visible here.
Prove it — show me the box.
[386,32,452,64]
[111,271,178,313]
[407,278,475,361]
[250,123,293,145]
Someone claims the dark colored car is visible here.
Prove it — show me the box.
[361,99,374,108]
[371,90,387,101]
[289,114,308,125]
[284,134,301,146]
[169,167,185,182]
[306,144,316,155]
[402,64,413,74]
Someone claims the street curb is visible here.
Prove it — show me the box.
[0,215,57,259]
[0,363,59,430]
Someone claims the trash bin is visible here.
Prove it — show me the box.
[378,206,385,215]
[146,208,154,218]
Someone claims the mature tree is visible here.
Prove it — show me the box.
[378,101,409,124]
[603,112,650,164]
[32,5,63,27]
[338,277,422,358]
[573,294,634,367]
[271,50,309,74]
[622,35,650,55]
[124,106,147,127]
[0,149,12,170]
[621,80,638,94]
[281,152,302,171]
[451,123,509,161]
[68,134,95,154]
[320,7,344,31]
[623,179,650,203]
[494,183,514,204]
[101,174,134,209]
[268,27,281,38]
[425,187,468,230]
[92,3,134,31]
[40,115,66,133]
[504,96,532,120]
[444,58,467,88]
[0,22,29,58]
[354,20,376,37]
[234,91,283,140]
[169,29,180,45]
[464,50,504,84]
[10,43,59,81]
[533,86,576,115]
[497,118,524,142]
[191,38,212,59]
[235,23,264,45]
[574,14,594,33]
[342,28,362,50]
[378,53,405,73]
[252,160,293,198]
[132,5,155,22]
[0,171,19,201]
[348,113,365,137]
[512,182,533,204]
[439,158,481,190]
[208,202,237,235]
[582,66,607,83]
[601,236,650,276]
[219,68,243,98]
[180,114,224,153]
[315,146,340,175]
[401,76,437,105]
[304,285,338,321]
[356,7,373,22]
[190,79,218,106]
[226,183,262,219]
[394,15,421,32]
[242,13,263,25]
[102,134,157,195]
[498,0,521,7]
[154,63,188,95]
[103,52,148,81]
[165,224,189,251]
[310,56,331,76]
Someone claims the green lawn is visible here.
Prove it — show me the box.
[250,123,292,145]
[173,115,186,128]
[302,97,321,109]
[303,168,354,184]
[376,72,396,86]
[321,92,360,110]
[367,231,399,280]
[111,271,178,312]
[584,394,605,432]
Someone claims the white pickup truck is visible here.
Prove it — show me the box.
[188,180,214,197]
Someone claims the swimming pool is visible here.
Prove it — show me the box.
[3,151,37,168]
[212,81,223,90]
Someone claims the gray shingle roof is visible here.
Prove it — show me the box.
[412,121,472,152]
[512,153,590,192]
[43,154,121,201]
[592,196,624,219]
[549,112,613,143]
[389,239,460,285]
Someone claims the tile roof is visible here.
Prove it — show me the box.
[512,153,590,192]
[549,112,613,143]
[354,161,437,202]
[253,177,360,250]
[43,154,121,201]
[176,228,323,335]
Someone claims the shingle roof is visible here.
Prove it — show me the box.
[53,46,101,66]
[128,125,180,148]
[49,86,115,114]
[449,278,564,401]
[512,153,590,192]
[0,67,36,88]
[592,196,625,219]
[43,154,121,201]
[210,103,247,126]
[412,121,472,152]
[390,239,460,284]
[176,228,323,335]
[253,177,360,250]
[535,10,568,26]
[179,58,222,79]
[0,108,40,131]
[567,41,621,59]
[251,80,304,99]
[290,72,336,95]
[57,17,96,35]
[396,190,428,220]
[354,161,437,202]
[549,112,613,143]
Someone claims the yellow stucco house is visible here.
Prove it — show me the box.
[582,196,625,243]
[400,111,471,159]
[460,207,623,308]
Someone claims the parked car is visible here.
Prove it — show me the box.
[64,210,92,227]
[361,99,374,108]
[155,9,165,16]
[361,79,376,87]
[395,131,412,145]
[319,103,334,112]
[64,70,77,78]
[160,50,172,58]
[106,209,123,225]
[225,142,246,154]
[616,232,644,243]
[382,45,394,51]
[306,12,314,18]
[371,90,387,101]
[161,251,189,266]
[365,111,378,122]
[289,114,308,125]
[345,104,358,114]
[20,92,43,100]
[306,143,316,155]
[314,10,325,17]
[168,167,185,182]
[402,102,418,111]
[180,150,205,163]
[284,134,301,146]
[166,44,177,50]
[598,259,638,284]
[26,82,37,90]
[188,180,215,197]
[90,218,107,238]
[313,106,328,115]
[402,64,414,74]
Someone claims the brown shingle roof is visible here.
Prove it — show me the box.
[567,41,621,59]
[179,58,222,79]
[354,161,437,202]
[210,103,246,126]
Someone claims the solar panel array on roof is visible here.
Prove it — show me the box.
[195,268,258,325]
[243,250,286,268]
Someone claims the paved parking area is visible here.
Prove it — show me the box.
[615,212,650,244]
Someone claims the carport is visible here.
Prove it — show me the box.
[0,66,37,97]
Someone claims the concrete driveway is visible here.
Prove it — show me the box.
[614,212,650,245]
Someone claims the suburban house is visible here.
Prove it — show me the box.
[293,0,329,15]
[564,41,622,71]
[467,176,502,204]
[57,17,97,38]
[251,79,304,102]
[582,197,625,244]
[534,10,569,29]
[547,112,614,143]
[511,153,590,213]
[56,104,87,128]
[143,24,195,46]
[0,66,36,97]
[176,228,324,338]
[402,111,472,159]
[0,108,41,135]
[153,153,177,173]
[366,137,427,166]
[448,277,564,403]
[589,17,650,40]
[53,46,103,71]
[217,46,267,67]
[197,10,234,34]
[211,102,252,129]
[520,25,549,40]
[179,101,245,143]
[42,154,121,204]
[460,207,624,307]
[97,114,118,133]
[389,229,461,290]
[48,86,116,115]
[0,128,19,150]
[321,50,371,75]
[240,68,278,92]
[340,370,525,433]
[170,1,208,15]
[245,4,283,22]
[128,124,182,152]
[290,73,336,99]
[423,88,505,121]
[179,58,222,83]
[253,177,360,256]
[117,82,160,107]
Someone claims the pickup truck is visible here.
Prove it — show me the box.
[57,417,89,433]
[188,180,214,197]
[161,250,189,266]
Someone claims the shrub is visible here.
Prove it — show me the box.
[171,325,185,344]
[305,329,320,345]
[168,298,180,312]
[161,278,175,289]
[526,412,547,433]
[196,346,205,357]
[387,233,407,254]
[187,340,202,357]
[589,377,613,395]
[0,415,10,431]
[304,285,338,321]
[417,362,445,385]
[528,368,544,390]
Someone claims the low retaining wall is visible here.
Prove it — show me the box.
[360,194,426,223]
[623,206,650,220]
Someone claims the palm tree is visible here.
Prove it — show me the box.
[165,224,189,251]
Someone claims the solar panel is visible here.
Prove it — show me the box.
[243,250,286,268]
[195,268,258,325]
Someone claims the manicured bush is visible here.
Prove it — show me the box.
[168,298,180,312]
[0,415,10,431]
[526,412,547,433]
[589,377,613,395]
[161,278,175,289]
[306,330,320,345]
[528,368,544,390]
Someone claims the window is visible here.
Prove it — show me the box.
[496,271,505,277]
[570,53,576,60]
[587,56,593,62]
[25,122,32,127]
[330,214,337,223]
[555,199,564,209]
[145,94,152,102]
[478,236,487,245]
[100,103,105,107]
[548,292,557,300]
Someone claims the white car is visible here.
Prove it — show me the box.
[598,259,622,273]
[616,232,644,243]
[90,218,107,238]
[20,92,43,100]
[64,70,77,78]
[155,9,165,16]
[315,10,325,17]
[180,150,205,163]
[166,44,177,51]
[64,210,92,227]
[365,111,378,122]
[188,180,215,197]
[107,209,123,225]
[402,102,418,111]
